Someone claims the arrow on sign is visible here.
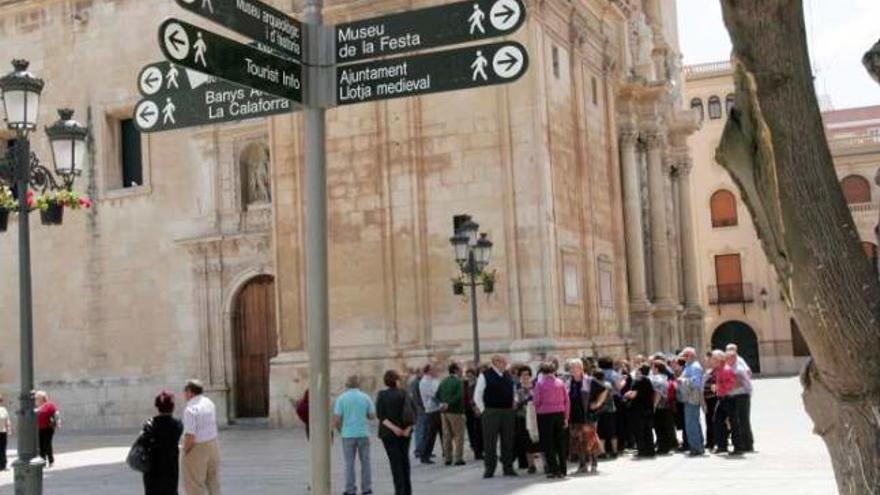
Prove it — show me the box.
[496,51,519,71]
[139,105,156,121]
[164,22,191,61]
[492,4,516,24]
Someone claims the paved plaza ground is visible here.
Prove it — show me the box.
[0,377,836,494]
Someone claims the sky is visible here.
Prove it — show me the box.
[677,0,880,110]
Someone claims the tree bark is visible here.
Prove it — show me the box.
[715,1,880,494]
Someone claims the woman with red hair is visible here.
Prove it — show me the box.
[143,391,184,495]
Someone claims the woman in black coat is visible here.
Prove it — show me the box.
[144,391,184,495]
[376,370,415,495]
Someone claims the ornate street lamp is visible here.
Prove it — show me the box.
[864,39,880,85]
[0,59,44,131]
[449,215,496,366]
[0,59,90,495]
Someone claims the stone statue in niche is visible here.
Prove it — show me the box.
[240,141,271,205]
[629,11,655,80]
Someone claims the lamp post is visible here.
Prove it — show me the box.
[449,215,494,366]
[863,39,880,85]
[0,59,88,495]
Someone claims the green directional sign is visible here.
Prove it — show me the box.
[336,0,526,63]
[158,18,303,102]
[337,41,528,105]
[174,0,303,62]
[133,75,294,133]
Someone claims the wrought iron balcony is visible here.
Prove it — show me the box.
[708,283,754,313]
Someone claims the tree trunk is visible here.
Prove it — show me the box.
[715,1,880,494]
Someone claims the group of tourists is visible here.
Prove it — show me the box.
[331,343,755,495]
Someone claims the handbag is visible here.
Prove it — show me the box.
[525,402,539,443]
[126,420,154,473]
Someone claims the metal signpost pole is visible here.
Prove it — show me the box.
[304,0,331,494]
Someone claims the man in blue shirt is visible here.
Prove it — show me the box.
[334,375,376,495]
[679,347,705,456]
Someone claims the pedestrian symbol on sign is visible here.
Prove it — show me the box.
[166,64,180,89]
[194,33,208,68]
[162,98,177,125]
[472,50,489,81]
[469,4,486,35]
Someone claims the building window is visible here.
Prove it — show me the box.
[725,94,736,114]
[840,175,871,204]
[710,189,738,227]
[708,96,722,119]
[591,76,598,105]
[690,98,704,122]
[790,319,811,357]
[120,119,142,188]
[714,253,744,303]
[552,46,560,79]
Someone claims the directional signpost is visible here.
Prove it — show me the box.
[335,0,525,63]
[134,62,294,133]
[174,0,303,61]
[138,1,532,494]
[158,18,303,102]
[337,41,528,105]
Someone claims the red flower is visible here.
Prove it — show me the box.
[78,197,92,209]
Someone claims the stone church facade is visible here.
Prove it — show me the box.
[0,0,702,429]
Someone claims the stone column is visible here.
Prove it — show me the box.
[619,124,652,351]
[675,156,706,350]
[645,130,675,305]
[645,129,677,352]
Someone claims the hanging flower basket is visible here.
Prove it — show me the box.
[40,203,64,226]
[481,269,498,295]
[0,209,8,232]
[452,280,465,295]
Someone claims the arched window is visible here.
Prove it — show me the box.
[840,175,871,204]
[710,189,738,227]
[862,242,878,274]
[708,96,723,119]
[725,94,736,114]
[690,98,704,122]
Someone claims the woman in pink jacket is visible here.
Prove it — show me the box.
[532,362,570,479]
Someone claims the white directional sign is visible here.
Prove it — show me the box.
[335,0,527,63]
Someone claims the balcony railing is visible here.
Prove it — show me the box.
[683,61,734,78]
[708,283,754,313]
[849,202,878,214]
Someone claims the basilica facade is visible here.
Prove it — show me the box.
[0,0,702,429]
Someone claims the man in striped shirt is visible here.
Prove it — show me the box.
[182,379,221,495]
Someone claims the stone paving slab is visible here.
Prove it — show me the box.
[0,377,836,494]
